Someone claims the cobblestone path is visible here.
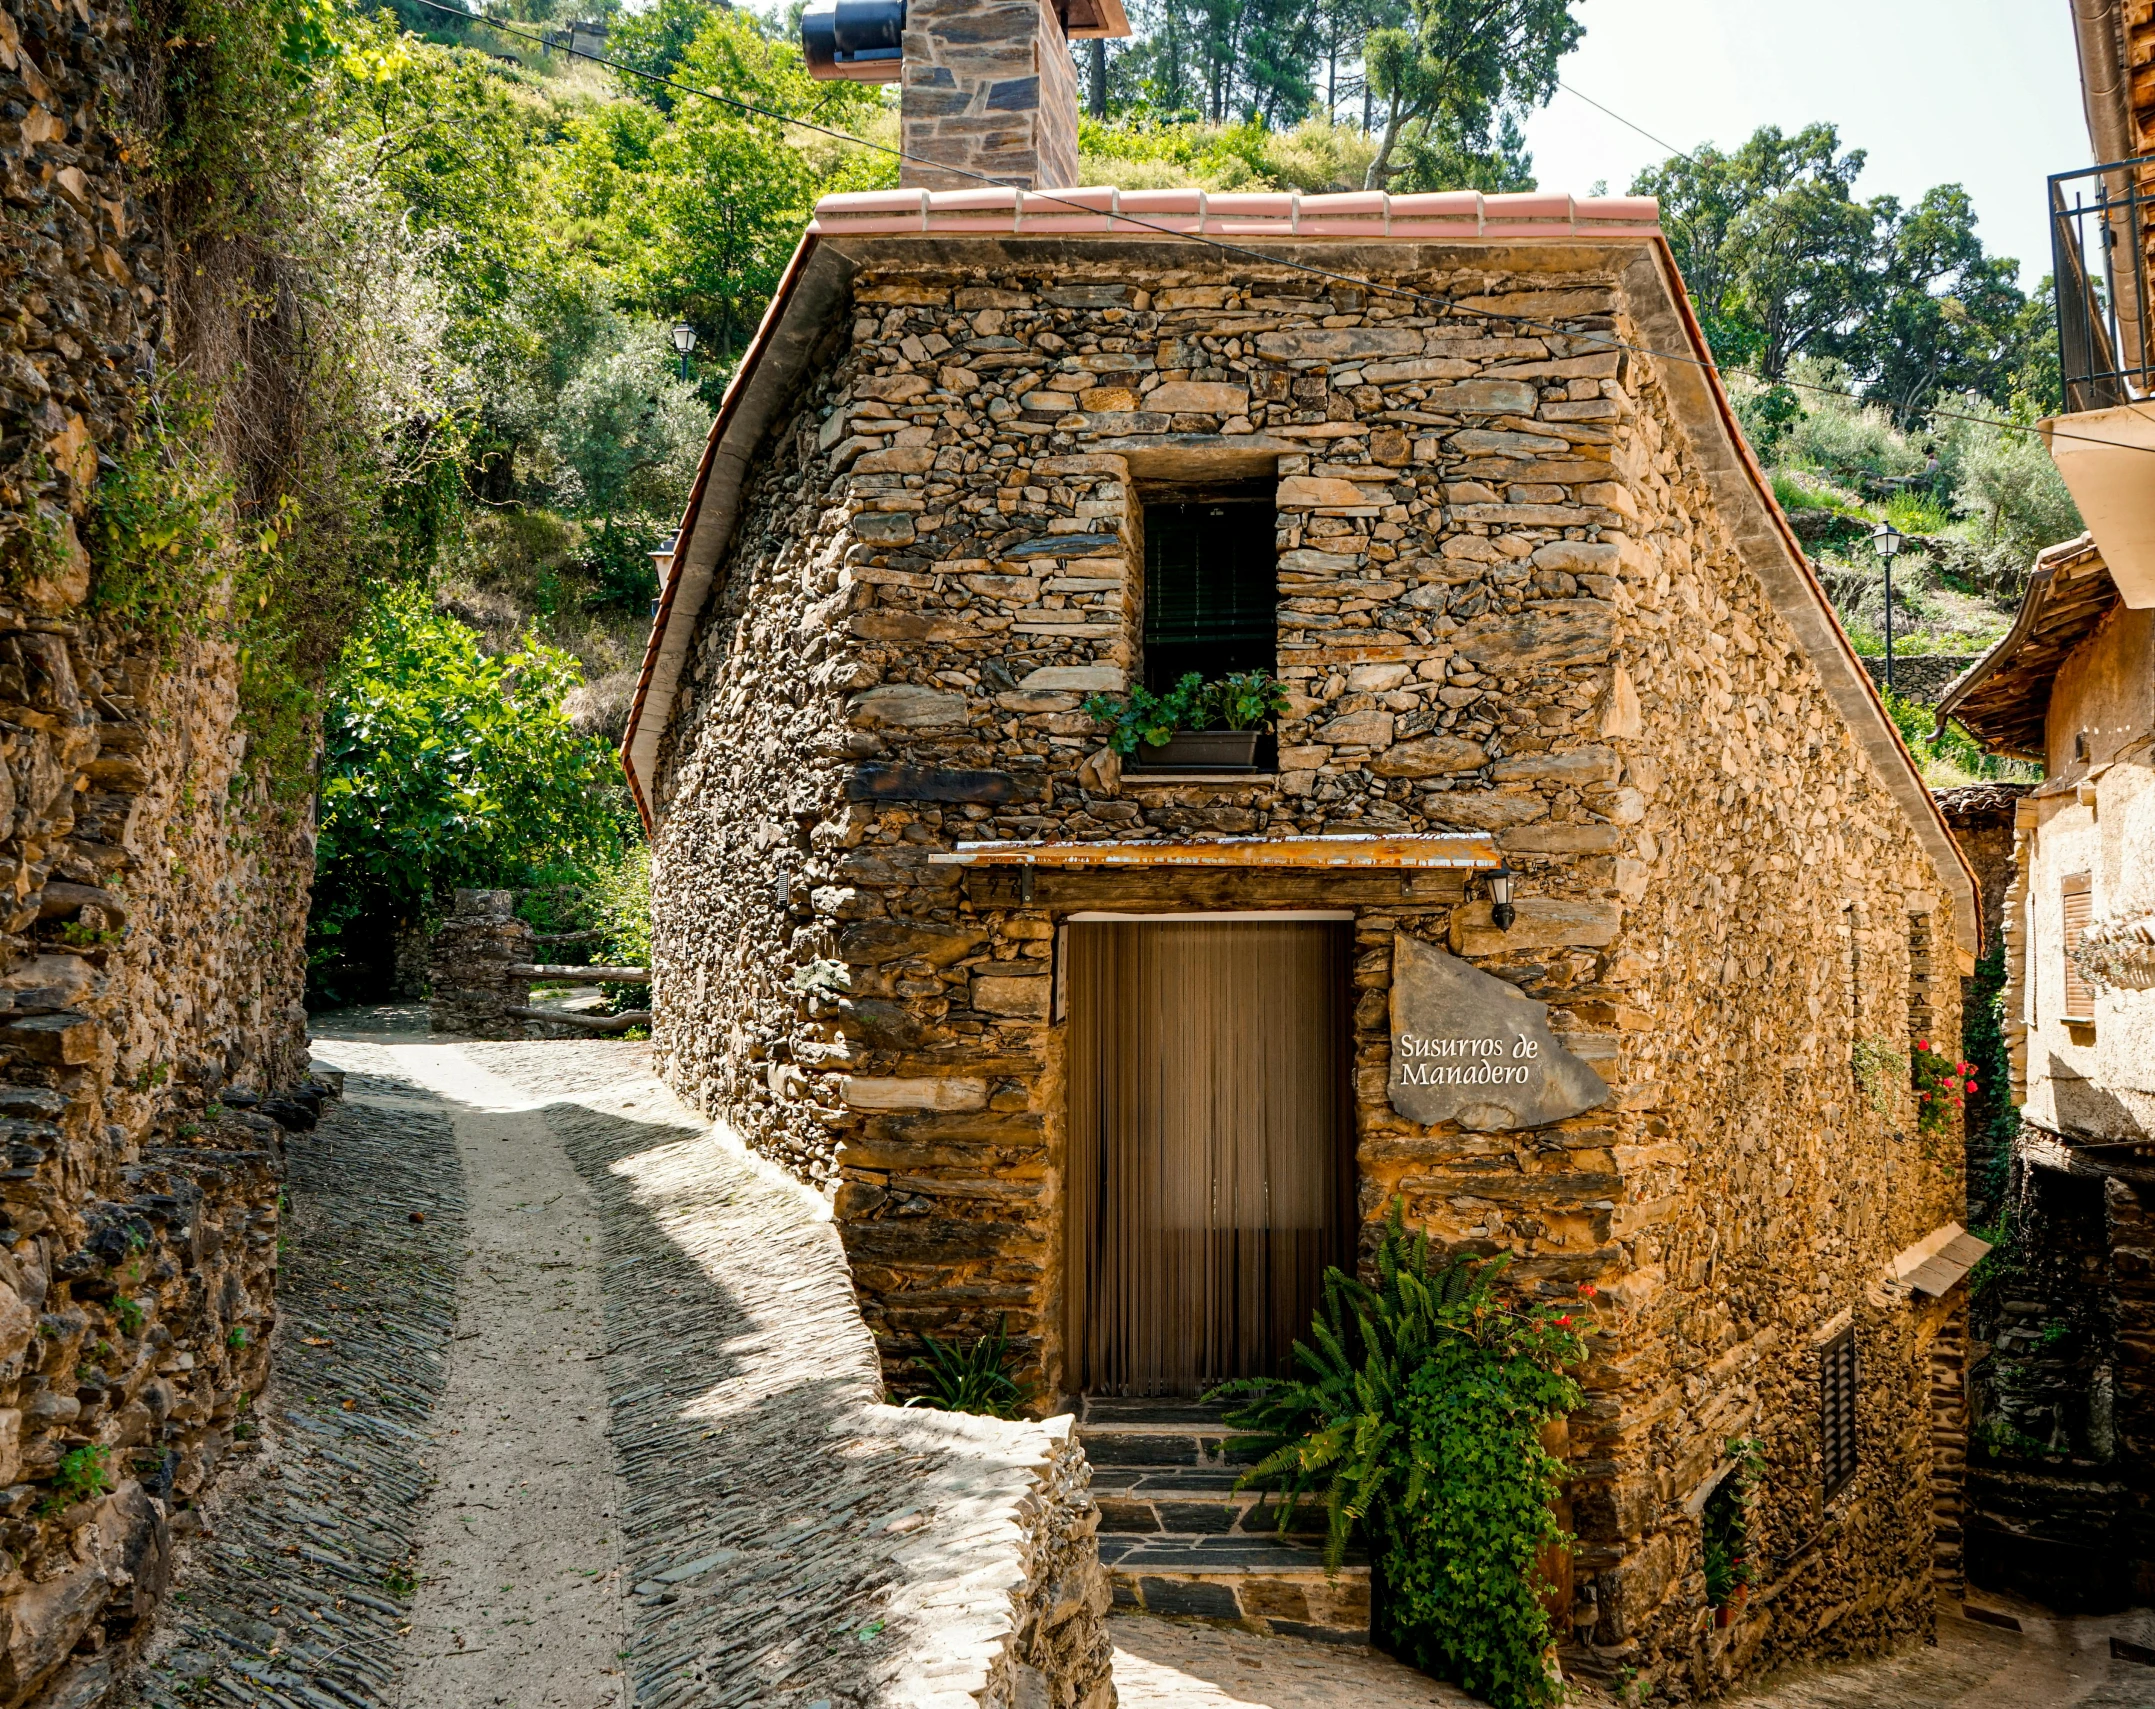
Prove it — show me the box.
[1724,1601,2155,1708]
[124,1021,1110,1709]
[120,1053,466,1709]
[128,1020,2152,1709]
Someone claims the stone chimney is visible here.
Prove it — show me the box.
[900,0,1119,191]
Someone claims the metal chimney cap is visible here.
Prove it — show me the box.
[801,0,905,83]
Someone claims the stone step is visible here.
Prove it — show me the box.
[1100,1530,1371,1644]
[1093,1477,1330,1539]
[1074,1393,1263,1473]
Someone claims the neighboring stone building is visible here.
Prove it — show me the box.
[623,185,1987,1705]
[0,0,324,1699]
[1935,534,2155,1606]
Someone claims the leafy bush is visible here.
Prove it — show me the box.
[1701,1438,1763,1608]
[44,1445,113,1513]
[309,589,628,1002]
[1879,685,2037,789]
[1779,361,1929,489]
[1217,1204,1585,1709]
[1083,670,1291,754]
[1933,399,2083,562]
[900,1315,1034,1419]
[1077,114,1388,194]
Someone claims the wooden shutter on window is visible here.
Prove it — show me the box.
[2063,874,2095,1021]
[1142,501,1277,691]
[1821,1327,1858,1500]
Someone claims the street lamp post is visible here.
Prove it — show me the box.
[670,321,698,381]
[1870,520,1903,692]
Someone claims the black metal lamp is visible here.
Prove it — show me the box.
[670,321,697,380]
[1870,520,1902,692]
[1487,862,1517,931]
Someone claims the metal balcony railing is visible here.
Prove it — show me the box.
[2052,158,2155,414]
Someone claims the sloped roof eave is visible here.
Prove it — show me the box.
[1933,534,2113,760]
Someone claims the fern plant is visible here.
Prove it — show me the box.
[1214,1201,1587,1709]
[901,1315,1035,1419]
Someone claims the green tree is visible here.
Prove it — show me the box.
[1836,184,2039,423]
[607,0,721,104]
[310,589,625,1001]
[1636,124,1876,380]
[1360,0,1579,189]
[1637,124,2055,419]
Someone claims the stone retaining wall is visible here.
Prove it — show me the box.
[0,1,320,1699]
[1861,655,1980,707]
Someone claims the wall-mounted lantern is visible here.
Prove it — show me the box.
[1487,863,1517,931]
[801,0,906,82]
[650,531,679,600]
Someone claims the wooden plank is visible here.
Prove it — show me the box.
[846,764,1042,804]
[511,963,649,981]
[929,833,1499,870]
[962,867,1467,909]
[504,1006,651,1035]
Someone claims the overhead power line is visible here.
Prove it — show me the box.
[1555,80,1699,167]
[403,0,2155,461]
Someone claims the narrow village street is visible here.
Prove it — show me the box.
[91,1012,2155,1709]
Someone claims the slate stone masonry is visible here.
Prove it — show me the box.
[0,3,321,1699]
[647,242,1972,1699]
[901,0,1081,191]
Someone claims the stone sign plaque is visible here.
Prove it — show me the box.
[1389,932,1611,1131]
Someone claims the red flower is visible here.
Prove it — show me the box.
[1917,1038,1930,1051]
[1555,1315,1573,1326]
[1578,1282,1599,1297]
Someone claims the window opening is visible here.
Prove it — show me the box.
[2062,874,2095,1022]
[1141,497,1277,692]
[1820,1326,1858,1499]
[1702,1440,1762,1615]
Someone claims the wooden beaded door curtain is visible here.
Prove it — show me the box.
[1064,919,1353,1397]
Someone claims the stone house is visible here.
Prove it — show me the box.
[620,20,1985,1694]
[1935,535,2155,1604]
[1921,0,2155,1610]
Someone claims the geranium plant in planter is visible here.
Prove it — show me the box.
[1083,670,1291,770]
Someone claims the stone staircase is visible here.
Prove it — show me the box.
[1078,1395,1371,1644]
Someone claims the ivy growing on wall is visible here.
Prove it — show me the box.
[1219,1203,1587,1709]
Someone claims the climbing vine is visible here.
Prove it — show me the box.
[1218,1203,1586,1709]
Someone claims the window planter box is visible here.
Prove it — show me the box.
[1132,731,1263,770]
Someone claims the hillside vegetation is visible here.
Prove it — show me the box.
[294,0,2060,995]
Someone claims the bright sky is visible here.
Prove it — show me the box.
[1522,0,2093,288]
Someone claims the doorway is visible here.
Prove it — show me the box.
[1063,917,1354,1397]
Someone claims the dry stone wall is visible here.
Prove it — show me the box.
[649,242,1969,1699]
[0,2,319,1700]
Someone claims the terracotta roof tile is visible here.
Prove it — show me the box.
[807,186,1662,241]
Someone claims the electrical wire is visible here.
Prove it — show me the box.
[409,0,2155,460]
[1555,80,1699,167]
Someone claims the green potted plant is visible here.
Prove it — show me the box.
[1083,670,1290,770]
